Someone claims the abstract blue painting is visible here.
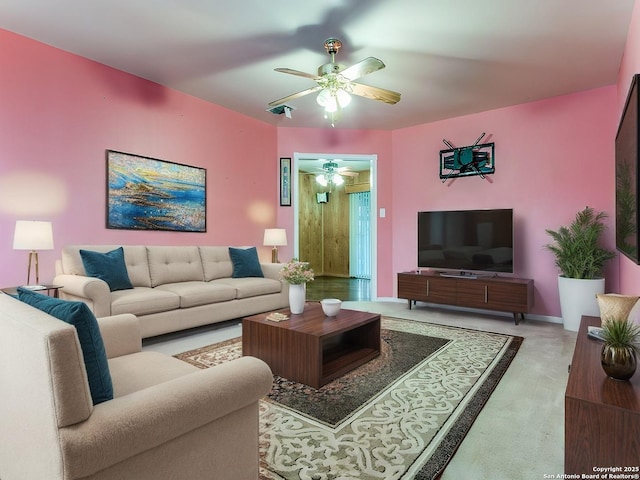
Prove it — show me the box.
[106,150,206,232]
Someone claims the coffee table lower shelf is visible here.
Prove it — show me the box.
[322,346,379,385]
[243,303,381,389]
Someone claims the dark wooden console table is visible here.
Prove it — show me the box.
[565,316,640,474]
[397,271,533,323]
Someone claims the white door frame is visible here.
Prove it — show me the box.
[292,152,377,300]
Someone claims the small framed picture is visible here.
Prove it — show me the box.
[280,157,291,206]
[316,192,328,203]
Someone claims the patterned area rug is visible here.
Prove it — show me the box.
[175,317,523,479]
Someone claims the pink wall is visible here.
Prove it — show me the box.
[0,29,278,287]
[1,26,627,319]
[276,90,619,318]
[276,128,394,295]
[391,88,619,317]
[617,1,640,295]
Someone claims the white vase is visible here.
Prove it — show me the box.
[289,283,306,314]
[558,276,605,331]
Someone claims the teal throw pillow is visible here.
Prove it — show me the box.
[80,247,133,292]
[18,287,113,405]
[229,247,264,278]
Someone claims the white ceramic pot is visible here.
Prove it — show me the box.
[288,283,306,314]
[558,276,605,331]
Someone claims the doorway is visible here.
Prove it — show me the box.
[292,152,377,300]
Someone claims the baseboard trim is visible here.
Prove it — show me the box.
[370,297,563,325]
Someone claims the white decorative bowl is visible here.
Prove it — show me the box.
[321,298,342,316]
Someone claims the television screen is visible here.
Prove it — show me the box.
[418,208,514,273]
[615,73,639,264]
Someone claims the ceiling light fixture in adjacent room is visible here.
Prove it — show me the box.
[315,161,345,188]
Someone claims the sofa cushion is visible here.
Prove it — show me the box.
[229,247,264,278]
[156,281,237,308]
[62,245,152,288]
[108,351,198,397]
[147,246,205,287]
[199,246,234,281]
[213,277,282,299]
[80,247,133,292]
[111,287,180,316]
[17,288,113,405]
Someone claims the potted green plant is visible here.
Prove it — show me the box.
[600,318,640,381]
[545,207,616,331]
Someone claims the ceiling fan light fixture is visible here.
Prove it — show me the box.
[336,89,351,108]
[316,88,351,114]
[269,38,400,127]
[316,88,331,107]
[316,174,328,186]
[315,171,343,187]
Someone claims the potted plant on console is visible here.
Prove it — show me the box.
[600,318,640,381]
[545,207,616,331]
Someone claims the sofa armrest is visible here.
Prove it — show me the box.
[261,262,284,281]
[97,314,142,358]
[53,274,112,317]
[59,356,273,479]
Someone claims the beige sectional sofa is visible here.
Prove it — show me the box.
[54,245,289,338]
[0,292,273,480]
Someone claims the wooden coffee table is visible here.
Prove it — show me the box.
[242,303,381,389]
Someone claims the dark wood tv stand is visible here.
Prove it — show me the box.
[397,271,533,324]
[565,316,640,474]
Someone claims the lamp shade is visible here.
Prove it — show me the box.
[13,221,54,250]
[263,228,287,247]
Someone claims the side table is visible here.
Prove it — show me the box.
[1,285,63,298]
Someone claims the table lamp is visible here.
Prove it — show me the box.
[13,220,54,286]
[263,228,287,263]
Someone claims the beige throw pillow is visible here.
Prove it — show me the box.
[596,294,640,326]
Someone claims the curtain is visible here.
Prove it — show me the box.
[349,191,371,279]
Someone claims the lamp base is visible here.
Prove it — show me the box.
[27,250,40,286]
[271,247,279,263]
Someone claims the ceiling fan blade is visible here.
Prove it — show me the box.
[268,86,323,107]
[349,82,401,105]
[274,68,319,80]
[339,171,359,177]
[340,57,385,81]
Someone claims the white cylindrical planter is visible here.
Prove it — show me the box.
[288,283,306,314]
[558,276,605,331]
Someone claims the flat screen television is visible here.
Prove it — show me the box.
[418,208,514,275]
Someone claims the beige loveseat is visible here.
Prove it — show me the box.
[54,245,289,338]
[0,292,273,480]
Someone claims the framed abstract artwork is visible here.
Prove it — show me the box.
[106,150,206,232]
[615,74,640,263]
[280,157,292,206]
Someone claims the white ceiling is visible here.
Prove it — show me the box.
[0,0,635,130]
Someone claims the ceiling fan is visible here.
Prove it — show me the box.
[304,160,358,189]
[268,38,401,126]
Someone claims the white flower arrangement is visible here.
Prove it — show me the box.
[280,259,315,285]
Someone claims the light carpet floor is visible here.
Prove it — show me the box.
[175,317,522,479]
[143,300,576,479]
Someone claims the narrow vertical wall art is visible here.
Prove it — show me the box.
[280,157,292,206]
